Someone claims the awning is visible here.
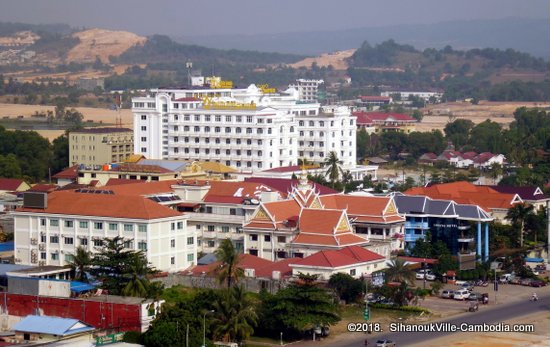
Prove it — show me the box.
[70,281,96,293]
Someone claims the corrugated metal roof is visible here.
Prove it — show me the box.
[13,315,95,336]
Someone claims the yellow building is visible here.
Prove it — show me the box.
[69,128,134,166]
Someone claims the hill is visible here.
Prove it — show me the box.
[175,17,550,59]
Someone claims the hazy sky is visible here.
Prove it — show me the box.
[1,0,548,36]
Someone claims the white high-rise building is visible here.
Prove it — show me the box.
[288,79,324,102]
[132,83,355,172]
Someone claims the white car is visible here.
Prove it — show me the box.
[453,288,471,300]
[415,272,425,280]
[425,272,436,281]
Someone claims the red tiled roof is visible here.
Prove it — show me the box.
[52,165,79,180]
[359,96,391,101]
[204,181,280,204]
[291,246,384,268]
[262,199,302,222]
[184,253,274,276]
[245,177,337,196]
[488,185,548,201]
[299,209,347,234]
[104,178,141,186]
[255,258,299,279]
[0,178,26,191]
[292,232,368,247]
[15,191,182,220]
[103,180,179,196]
[353,111,416,125]
[405,181,520,211]
[28,184,57,193]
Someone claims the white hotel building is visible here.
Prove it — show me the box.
[132,84,357,173]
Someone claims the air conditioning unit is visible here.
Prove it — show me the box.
[244,268,255,278]
[30,238,37,245]
[39,244,46,251]
[38,261,46,266]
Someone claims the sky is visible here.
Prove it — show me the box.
[0,0,548,36]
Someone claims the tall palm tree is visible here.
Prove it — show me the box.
[505,202,535,248]
[385,258,416,285]
[324,151,344,185]
[67,246,91,282]
[212,285,258,343]
[121,252,151,297]
[214,238,244,288]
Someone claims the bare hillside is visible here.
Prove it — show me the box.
[66,29,146,64]
[288,49,355,70]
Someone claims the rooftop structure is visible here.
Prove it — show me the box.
[353,111,417,134]
[0,178,30,194]
[14,315,95,337]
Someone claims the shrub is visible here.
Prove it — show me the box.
[369,303,430,314]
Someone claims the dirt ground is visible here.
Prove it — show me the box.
[288,49,356,70]
[418,100,550,132]
[0,103,133,141]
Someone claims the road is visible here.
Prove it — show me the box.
[322,291,550,347]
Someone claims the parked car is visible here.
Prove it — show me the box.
[415,270,426,280]
[376,339,396,347]
[460,282,474,292]
[365,293,385,304]
[535,264,547,272]
[425,272,436,281]
[454,289,471,300]
[530,280,546,287]
[509,277,521,285]
[441,290,454,299]
[499,274,512,283]
[467,292,482,301]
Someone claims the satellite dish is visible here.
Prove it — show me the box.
[250,198,259,205]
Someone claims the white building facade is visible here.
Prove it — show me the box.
[132,83,356,172]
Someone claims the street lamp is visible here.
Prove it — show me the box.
[203,310,215,347]
[280,332,283,346]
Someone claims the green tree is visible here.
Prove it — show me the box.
[90,236,157,297]
[269,273,340,335]
[444,119,474,149]
[328,273,364,304]
[51,134,69,174]
[356,128,368,160]
[505,203,535,248]
[212,285,258,343]
[324,151,344,186]
[488,163,503,184]
[411,110,424,121]
[0,154,22,178]
[214,238,244,288]
[409,239,432,258]
[384,258,415,285]
[67,246,91,282]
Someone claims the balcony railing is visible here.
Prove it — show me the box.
[404,234,426,242]
[404,221,429,229]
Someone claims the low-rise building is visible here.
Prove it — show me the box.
[69,128,134,167]
[12,190,195,273]
[0,178,30,194]
[353,111,417,134]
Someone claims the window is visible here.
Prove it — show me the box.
[264,235,271,242]
[141,137,147,142]
[195,115,200,121]
[236,116,242,122]
[350,269,356,276]
[230,208,237,215]
[187,237,194,245]
[50,236,59,243]
[51,253,59,261]
[207,225,215,232]
[299,121,304,126]
[94,222,103,230]
[171,222,175,231]
[277,236,286,243]
[124,224,133,232]
[138,241,147,251]
[50,219,59,227]
[225,115,232,122]
[141,147,147,153]
[205,115,211,122]
[246,116,253,123]
[171,257,175,265]
[184,115,190,121]
[64,220,73,228]
[109,223,118,231]
[171,239,176,248]
[206,207,213,213]
[207,240,215,248]
[41,234,46,243]
[93,239,102,247]
[40,252,46,260]
[40,219,46,226]
[250,234,258,241]
[80,238,88,246]
[187,254,194,262]
[64,237,74,245]
[196,224,201,230]
[141,115,147,120]
[221,226,230,233]
[215,115,221,122]
[177,222,183,230]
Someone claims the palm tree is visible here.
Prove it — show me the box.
[488,163,503,184]
[121,252,151,297]
[385,258,416,285]
[67,246,91,282]
[212,285,258,343]
[505,203,535,248]
[324,151,344,185]
[214,238,244,288]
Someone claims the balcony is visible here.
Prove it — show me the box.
[404,233,426,243]
[189,213,245,224]
[405,221,429,229]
